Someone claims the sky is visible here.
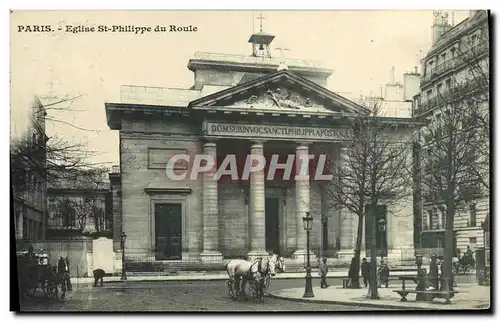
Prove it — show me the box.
[10,10,470,166]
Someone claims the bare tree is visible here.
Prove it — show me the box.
[11,94,110,193]
[48,168,110,237]
[321,101,413,291]
[417,28,489,292]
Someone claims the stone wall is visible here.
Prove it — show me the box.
[120,116,203,260]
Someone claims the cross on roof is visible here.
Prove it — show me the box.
[257,13,265,32]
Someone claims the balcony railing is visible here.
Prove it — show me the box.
[416,75,488,116]
[421,41,489,87]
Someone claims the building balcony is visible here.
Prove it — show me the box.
[421,41,489,87]
[416,74,488,117]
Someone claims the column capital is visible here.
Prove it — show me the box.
[250,140,265,149]
[296,141,313,148]
[203,141,217,149]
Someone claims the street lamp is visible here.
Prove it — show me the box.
[302,211,314,298]
[369,215,386,299]
[377,217,387,262]
[415,254,423,271]
[120,232,127,281]
[377,218,387,232]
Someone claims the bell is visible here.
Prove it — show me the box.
[259,44,264,50]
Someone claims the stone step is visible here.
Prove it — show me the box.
[125,259,417,273]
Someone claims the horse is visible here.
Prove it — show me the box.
[57,257,71,298]
[263,254,285,296]
[225,256,276,301]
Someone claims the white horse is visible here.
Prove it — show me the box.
[263,254,286,296]
[225,256,276,300]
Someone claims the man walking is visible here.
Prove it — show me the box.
[361,258,371,287]
[319,257,330,288]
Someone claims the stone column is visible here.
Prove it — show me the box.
[200,141,223,263]
[336,145,355,262]
[293,142,316,262]
[247,141,268,261]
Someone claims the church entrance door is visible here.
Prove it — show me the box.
[155,203,182,260]
[265,198,280,255]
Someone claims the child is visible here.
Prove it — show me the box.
[319,257,330,288]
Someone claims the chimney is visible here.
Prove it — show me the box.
[403,67,421,101]
[432,10,451,44]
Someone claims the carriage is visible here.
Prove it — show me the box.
[227,275,266,303]
[17,249,66,301]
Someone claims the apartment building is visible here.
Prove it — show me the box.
[412,10,489,256]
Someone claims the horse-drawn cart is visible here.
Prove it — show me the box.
[17,249,66,301]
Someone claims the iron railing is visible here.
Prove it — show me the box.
[421,41,489,87]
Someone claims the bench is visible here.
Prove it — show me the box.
[393,276,458,304]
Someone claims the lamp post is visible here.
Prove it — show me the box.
[369,215,386,299]
[416,254,423,271]
[481,215,490,285]
[377,217,387,263]
[302,211,314,298]
[120,232,127,281]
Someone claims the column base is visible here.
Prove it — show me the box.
[200,251,224,263]
[247,250,269,262]
[337,250,355,264]
[292,249,317,263]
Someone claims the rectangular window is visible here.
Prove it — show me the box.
[436,83,443,96]
[450,46,457,57]
[426,89,433,100]
[469,202,477,227]
[22,217,27,240]
[471,34,478,46]
[428,210,434,230]
[445,78,452,90]
[469,237,477,249]
[38,222,43,239]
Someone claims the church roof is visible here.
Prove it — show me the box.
[189,69,370,115]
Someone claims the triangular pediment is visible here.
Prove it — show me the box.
[188,70,370,115]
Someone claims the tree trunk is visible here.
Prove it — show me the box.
[350,214,364,288]
[442,194,455,292]
[368,203,379,299]
[355,214,364,258]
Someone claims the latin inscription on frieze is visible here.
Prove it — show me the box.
[205,122,346,141]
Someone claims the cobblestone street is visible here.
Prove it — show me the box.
[18,274,478,312]
[19,279,385,312]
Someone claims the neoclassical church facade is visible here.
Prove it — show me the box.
[105,31,416,266]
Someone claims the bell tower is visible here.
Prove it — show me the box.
[248,13,275,58]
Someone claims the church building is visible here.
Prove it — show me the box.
[105,29,416,267]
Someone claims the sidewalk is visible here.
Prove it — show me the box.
[269,284,491,310]
[70,269,420,284]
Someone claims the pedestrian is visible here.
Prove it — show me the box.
[428,255,439,290]
[93,269,105,287]
[65,257,73,291]
[378,259,390,288]
[319,257,330,288]
[361,258,370,287]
